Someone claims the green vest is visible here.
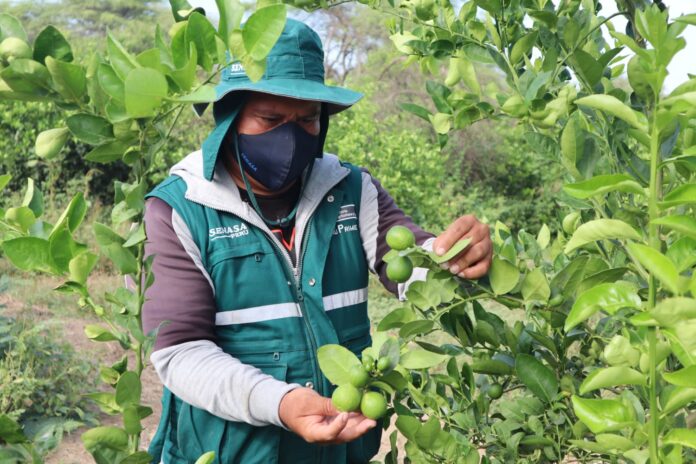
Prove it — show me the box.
[146,153,380,463]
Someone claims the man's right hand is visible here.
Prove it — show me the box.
[278,387,376,444]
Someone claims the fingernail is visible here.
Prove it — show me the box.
[439,263,449,270]
[436,247,445,256]
[450,265,460,274]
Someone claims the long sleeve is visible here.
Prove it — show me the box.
[357,169,435,297]
[142,197,299,428]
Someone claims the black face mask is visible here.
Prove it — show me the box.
[236,121,320,192]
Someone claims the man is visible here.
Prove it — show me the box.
[143,18,492,463]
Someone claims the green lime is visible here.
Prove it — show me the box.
[0,37,32,61]
[562,212,580,235]
[376,356,391,373]
[386,226,415,251]
[386,256,413,283]
[349,365,370,388]
[360,391,387,419]
[332,384,362,412]
[362,354,375,371]
[487,383,503,399]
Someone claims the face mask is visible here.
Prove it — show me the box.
[236,121,320,191]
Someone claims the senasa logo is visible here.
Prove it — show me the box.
[209,224,250,241]
[230,62,245,74]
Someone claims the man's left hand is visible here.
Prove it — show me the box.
[432,215,492,279]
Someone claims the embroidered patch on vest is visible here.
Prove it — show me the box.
[209,224,250,241]
[337,204,357,222]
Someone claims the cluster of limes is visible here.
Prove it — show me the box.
[385,226,415,283]
[330,355,390,420]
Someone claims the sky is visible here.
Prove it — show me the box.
[188,0,696,92]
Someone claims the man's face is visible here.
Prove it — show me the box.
[236,92,322,136]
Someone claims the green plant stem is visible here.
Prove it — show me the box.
[646,105,661,464]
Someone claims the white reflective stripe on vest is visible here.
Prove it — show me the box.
[216,302,302,325]
[323,288,368,312]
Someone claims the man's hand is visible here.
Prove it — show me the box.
[278,388,376,444]
[433,215,492,279]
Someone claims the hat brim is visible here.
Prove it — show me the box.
[194,79,363,117]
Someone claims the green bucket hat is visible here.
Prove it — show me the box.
[199,18,363,181]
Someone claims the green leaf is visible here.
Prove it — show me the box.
[667,237,696,272]
[663,366,696,387]
[170,43,198,92]
[427,238,471,264]
[0,14,27,42]
[216,0,244,43]
[664,428,696,450]
[399,320,434,339]
[405,280,441,309]
[400,102,431,122]
[2,237,53,273]
[626,242,681,295]
[317,344,361,385]
[560,112,584,178]
[81,426,128,452]
[33,26,73,64]
[570,50,603,87]
[676,14,696,26]
[85,140,133,164]
[93,223,138,275]
[97,64,125,102]
[659,183,696,209]
[45,56,86,102]
[66,114,114,145]
[242,4,287,61]
[22,178,44,218]
[579,367,646,394]
[571,396,635,433]
[376,306,417,331]
[575,95,646,131]
[489,256,520,295]
[185,12,218,72]
[515,354,558,403]
[69,252,98,285]
[651,297,696,327]
[167,84,216,103]
[107,33,139,80]
[565,282,641,331]
[564,219,642,254]
[49,225,86,272]
[471,359,513,375]
[120,451,152,464]
[537,224,550,249]
[84,324,119,342]
[124,68,168,118]
[510,31,538,65]
[115,371,141,407]
[564,174,644,199]
[194,451,216,464]
[35,127,69,160]
[663,387,696,416]
[652,215,696,240]
[521,268,550,303]
[400,349,448,369]
[1,58,52,95]
[5,206,35,233]
[0,174,11,192]
[0,415,28,444]
[52,192,88,234]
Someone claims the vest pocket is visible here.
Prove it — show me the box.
[175,363,287,464]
